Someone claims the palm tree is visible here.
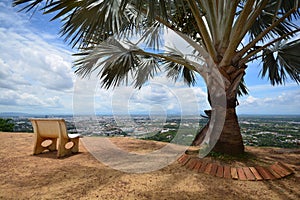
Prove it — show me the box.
[14,0,300,156]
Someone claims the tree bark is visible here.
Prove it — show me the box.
[192,65,246,156]
[192,106,244,156]
[212,107,244,155]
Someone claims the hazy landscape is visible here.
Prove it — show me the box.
[2,113,299,149]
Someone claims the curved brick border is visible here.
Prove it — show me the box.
[177,154,294,181]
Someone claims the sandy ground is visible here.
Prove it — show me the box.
[0,132,299,200]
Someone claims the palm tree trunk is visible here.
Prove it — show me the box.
[192,66,245,156]
[212,106,244,155]
[192,102,244,156]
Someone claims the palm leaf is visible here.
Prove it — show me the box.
[74,37,163,89]
[13,0,44,12]
[134,56,161,88]
[277,39,300,83]
[164,61,196,86]
[260,39,300,85]
[163,47,197,86]
[248,0,299,42]
[74,37,137,87]
[138,21,164,50]
[237,77,249,96]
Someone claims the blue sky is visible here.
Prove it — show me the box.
[0,0,299,115]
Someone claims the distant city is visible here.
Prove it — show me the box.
[1,112,299,148]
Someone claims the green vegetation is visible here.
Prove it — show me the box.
[144,130,175,143]
[240,116,300,148]
[144,116,300,148]
[0,118,14,132]
[144,129,197,145]
[143,120,203,146]
[207,151,257,163]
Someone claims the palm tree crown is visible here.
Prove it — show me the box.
[13,0,300,91]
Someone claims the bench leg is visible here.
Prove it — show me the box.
[70,138,79,153]
[57,137,80,158]
[33,134,45,155]
[57,137,69,158]
[33,135,57,155]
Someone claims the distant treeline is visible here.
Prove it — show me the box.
[0,118,14,132]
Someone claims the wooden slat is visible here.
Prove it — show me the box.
[179,154,191,166]
[193,160,202,172]
[278,162,294,174]
[231,167,238,180]
[216,165,224,178]
[204,163,213,174]
[224,166,231,179]
[270,164,287,177]
[180,158,293,181]
[177,154,186,163]
[242,167,256,181]
[255,166,275,180]
[177,154,187,162]
[210,163,218,176]
[199,162,208,173]
[249,167,263,181]
[272,163,293,176]
[237,168,247,181]
[263,167,276,180]
[186,158,198,170]
[267,167,282,179]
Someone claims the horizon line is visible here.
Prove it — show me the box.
[1,112,299,117]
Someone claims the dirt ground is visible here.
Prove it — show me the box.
[0,132,299,200]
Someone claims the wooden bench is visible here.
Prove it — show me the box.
[30,118,82,158]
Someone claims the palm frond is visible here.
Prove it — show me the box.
[260,39,300,85]
[74,34,200,89]
[74,37,137,88]
[60,0,131,48]
[74,37,164,89]
[137,21,164,50]
[277,38,300,83]
[248,11,298,42]
[134,56,160,88]
[248,0,299,42]
[278,0,300,19]
[237,77,249,96]
[163,47,197,86]
[14,0,139,48]
[13,0,44,12]
[164,61,197,86]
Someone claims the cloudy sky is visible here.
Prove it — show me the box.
[0,0,299,116]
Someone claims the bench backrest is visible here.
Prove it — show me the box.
[30,118,69,139]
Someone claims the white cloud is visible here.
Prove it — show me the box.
[247,83,298,92]
[0,1,75,114]
[5,32,74,90]
[243,96,259,105]
[90,74,208,115]
[0,89,63,108]
[238,90,300,114]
